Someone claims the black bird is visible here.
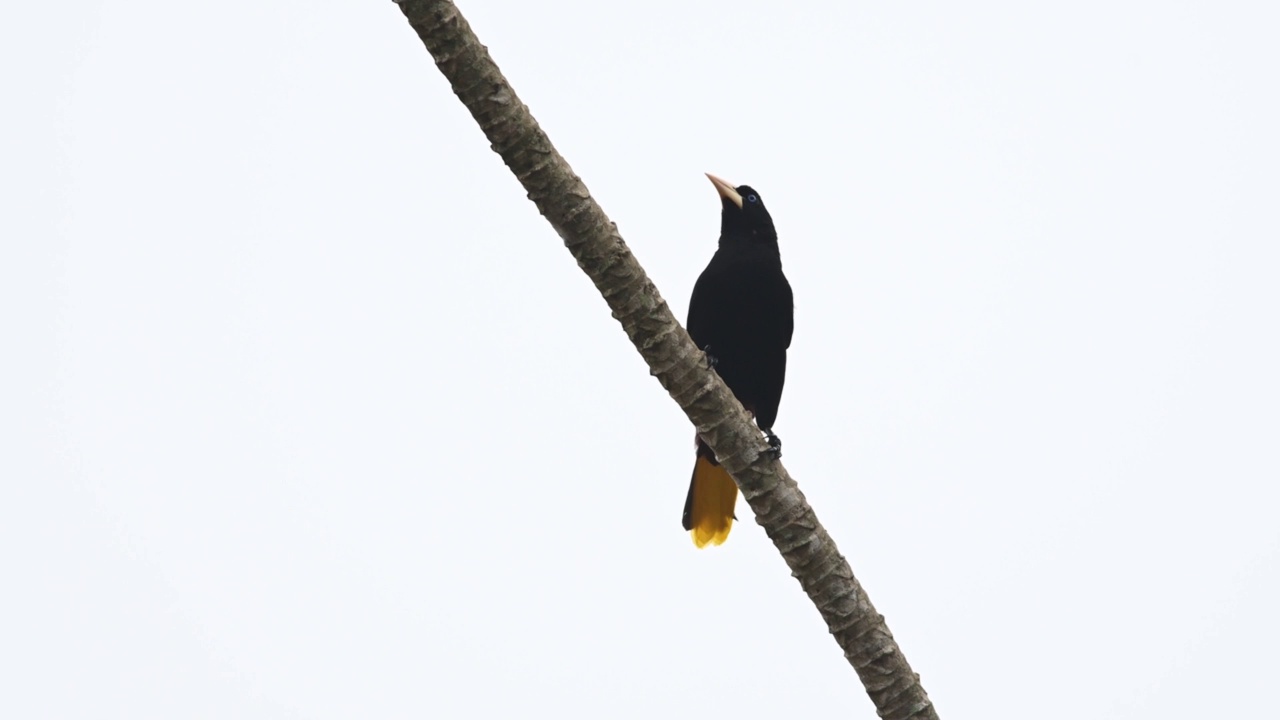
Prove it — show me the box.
[682,174,794,547]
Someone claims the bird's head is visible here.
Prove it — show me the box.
[706,173,777,243]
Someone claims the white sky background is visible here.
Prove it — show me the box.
[4,1,1278,717]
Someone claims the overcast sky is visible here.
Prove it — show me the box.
[5,1,1278,717]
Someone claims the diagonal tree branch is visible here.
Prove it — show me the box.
[393,2,938,717]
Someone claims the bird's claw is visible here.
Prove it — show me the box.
[764,430,782,459]
[702,344,719,370]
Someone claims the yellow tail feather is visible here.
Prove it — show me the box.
[689,456,738,547]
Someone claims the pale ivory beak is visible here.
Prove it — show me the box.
[706,173,744,209]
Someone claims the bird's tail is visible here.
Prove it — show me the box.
[681,441,738,547]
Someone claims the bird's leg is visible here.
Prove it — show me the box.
[764,430,782,458]
[702,344,719,370]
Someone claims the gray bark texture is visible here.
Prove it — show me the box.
[393,2,938,717]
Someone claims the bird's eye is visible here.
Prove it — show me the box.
[747,194,758,203]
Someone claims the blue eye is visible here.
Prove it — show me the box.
[747,194,758,203]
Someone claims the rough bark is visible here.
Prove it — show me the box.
[393,2,938,718]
